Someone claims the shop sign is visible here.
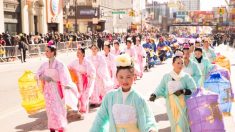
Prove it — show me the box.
[66,6,99,19]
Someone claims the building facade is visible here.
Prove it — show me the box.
[1,0,21,34]
[0,0,4,33]
[63,0,116,33]
[145,1,170,32]
[21,0,64,35]
[0,0,64,35]
[181,0,200,11]
[112,0,133,33]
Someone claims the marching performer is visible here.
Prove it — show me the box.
[134,37,146,78]
[87,45,113,106]
[36,44,79,132]
[149,54,196,132]
[192,48,215,85]
[90,54,157,132]
[202,38,216,63]
[124,38,141,77]
[102,43,117,88]
[182,44,202,87]
[111,40,122,56]
[68,48,96,115]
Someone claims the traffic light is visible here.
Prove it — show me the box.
[129,9,135,17]
[218,8,225,15]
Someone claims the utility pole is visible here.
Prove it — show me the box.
[74,0,78,33]
[141,11,143,32]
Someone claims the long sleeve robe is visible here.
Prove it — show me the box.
[87,53,114,104]
[36,59,79,129]
[153,72,196,132]
[68,58,96,112]
[90,88,157,132]
[203,48,216,63]
[183,60,202,87]
[135,45,147,77]
[192,57,215,85]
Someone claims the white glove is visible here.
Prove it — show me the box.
[64,86,71,89]
[42,76,53,82]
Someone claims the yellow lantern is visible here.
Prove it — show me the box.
[215,55,231,72]
[18,70,45,114]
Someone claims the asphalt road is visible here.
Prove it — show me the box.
[0,44,234,132]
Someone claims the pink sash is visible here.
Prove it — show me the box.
[82,73,88,90]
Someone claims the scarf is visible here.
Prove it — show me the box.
[170,70,184,81]
[195,56,203,63]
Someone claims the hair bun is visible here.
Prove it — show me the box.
[115,54,133,67]
[175,50,183,57]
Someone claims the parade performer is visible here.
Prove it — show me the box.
[36,44,79,132]
[192,48,215,85]
[143,37,152,50]
[124,38,141,77]
[90,54,158,132]
[202,38,216,63]
[149,54,196,132]
[87,45,113,106]
[134,37,146,78]
[68,48,96,115]
[182,45,202,87]
[102,43,118,88]
[111,40,122,56]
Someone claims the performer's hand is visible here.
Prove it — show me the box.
[173,89,184,96]
[42,76,53,82]
[65,86,71,89]
[183,89,192,95]
[149,93,157,102]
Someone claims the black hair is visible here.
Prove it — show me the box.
[114,41,120,45]
[90,44,100,50]
[116,66,135,76]
[173,56,183,63]
[183,47,190,52]
[116,60,135,76]
[126,40,132,44]
[174,48,183,54]
[77,48,86,56]
[104,44,111,49]
[47,45,57,56]
[194,47,203,53]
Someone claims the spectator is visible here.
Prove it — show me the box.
[18,36,28,63]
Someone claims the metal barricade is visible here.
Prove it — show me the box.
[0,40,93,63]
[0,45,19,62]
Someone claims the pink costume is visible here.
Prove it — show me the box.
[134,45,146,77]
[68,58,96,113]
[36,59,79,130]
[87,53,113,104]
[124,47,141,76]
[111,48,121,56]
[102,52,118,88]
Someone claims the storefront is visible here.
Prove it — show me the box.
[64,5,101,33]
[3,0,21,34]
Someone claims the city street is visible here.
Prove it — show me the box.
[0,44,234,132]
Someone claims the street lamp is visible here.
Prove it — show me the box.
[74,0,78,33]
[66,2,70,33]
